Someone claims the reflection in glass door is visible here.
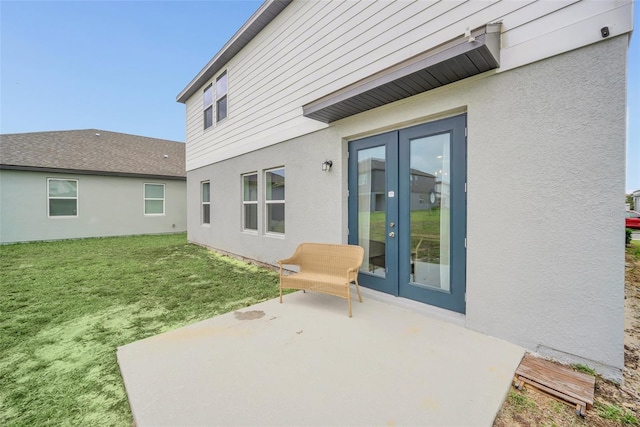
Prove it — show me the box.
[357,146,387,278]
[348,114,466,314]
[348,131,397,296]
[409,134,450,291]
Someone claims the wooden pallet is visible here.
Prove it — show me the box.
[513,355,595,417]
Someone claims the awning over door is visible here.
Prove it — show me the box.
[303,24,501,123]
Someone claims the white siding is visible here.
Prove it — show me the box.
[184,0,633,171]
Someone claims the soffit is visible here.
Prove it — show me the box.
[303,24,501,123]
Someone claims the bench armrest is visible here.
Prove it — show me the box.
[277,255,300,266]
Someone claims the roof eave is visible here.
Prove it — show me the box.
[303,23,502,123]
[176,0,292,104]
[0,165,186,180]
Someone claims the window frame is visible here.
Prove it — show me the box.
[264,167,285,236]
[203,84,213,130]
[242,172,258,232]
[216,71,228,123]
[47,178,78,218]
[144,183,165,216]
[201,181,210,225]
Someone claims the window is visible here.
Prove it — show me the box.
[48,178,78,217]
[144,183,165,215]
[203,71,227,128]
[202,181,210,225]
[265,168,285,234]
[216,71,228,122]
[242,173,258,231]
[203,84,213,129]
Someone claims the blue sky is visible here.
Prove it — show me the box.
[1,1,638,192]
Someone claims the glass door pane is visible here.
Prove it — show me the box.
[409,133,451,291]
[357,145,386,277]
[350,114,466,313]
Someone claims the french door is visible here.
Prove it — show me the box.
[347,115,467,313]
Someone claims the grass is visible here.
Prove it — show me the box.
[596,403,639,425]
[571,363,596,376]
[629,239,640,259]
[361,208,447,261]
[0,233,280,426]
[506,390,537,411]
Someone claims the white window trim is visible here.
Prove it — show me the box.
[201,181,210,226]
[215,70,228,124]
[144,183,165,216]
[47,178,78,218]
[203,84,213,130]
[264,167,285,236]
[242,172,258,233]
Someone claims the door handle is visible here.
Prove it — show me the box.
[388,232,395,238]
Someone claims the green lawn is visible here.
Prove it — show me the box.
[0,233,280,426]
[361,209,447,261]
[630,239,640,259]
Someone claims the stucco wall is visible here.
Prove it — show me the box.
[187,35,627,378]
[0,170,187,243]
[464,35,626,378]
[187,125,345,266]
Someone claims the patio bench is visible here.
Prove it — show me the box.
[278,243,364,317]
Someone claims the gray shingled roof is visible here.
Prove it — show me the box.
[0,129,185,179]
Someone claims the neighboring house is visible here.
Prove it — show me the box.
[177,0,633,380]
[359,158,439,212]
[0,129,186,243]
[633,190,640,211]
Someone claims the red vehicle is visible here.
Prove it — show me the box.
[626,210,640,229]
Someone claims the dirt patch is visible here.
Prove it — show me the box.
[623,252,640,406]
[494,251,640,426]
[234,310,265,320]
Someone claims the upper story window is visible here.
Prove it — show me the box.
[144,183,165,215]
[203,84,213,129]
[216,71,228,122]
[202,181,210,225]
[203,71,228,129]
[265,168,285,234]
[242,173,258,231]
[48,178,78,217]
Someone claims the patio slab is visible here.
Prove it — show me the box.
[117,291,524,426]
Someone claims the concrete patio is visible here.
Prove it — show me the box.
[117,290,525,426]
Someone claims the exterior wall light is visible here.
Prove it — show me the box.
[322,160,333,172]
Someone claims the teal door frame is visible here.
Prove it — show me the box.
[348,114,467,314]
[347,130,398,296]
